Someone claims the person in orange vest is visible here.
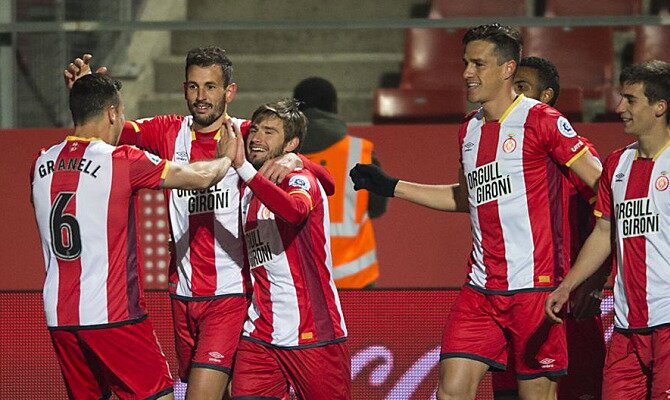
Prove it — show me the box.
[293,77,387,288]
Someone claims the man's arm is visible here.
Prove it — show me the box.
[350,163,469,212]
[164,121,239,190]
[237,161,312,226]
[163,157,233,190]
[545,217,613,323]
[258,153,335,196]
[567,149,602,193]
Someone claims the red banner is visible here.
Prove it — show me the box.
[1,290,615,399]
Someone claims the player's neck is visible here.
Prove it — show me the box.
[637,124,670,158]
[482,88,517,122]
[191,112,229,134]
[72,119,113,144]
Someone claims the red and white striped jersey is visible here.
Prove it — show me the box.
[120,115,251,298]
[459,95,588,293]
[31,137,169,328]
[240,167,347,348]
[595,143,670,331]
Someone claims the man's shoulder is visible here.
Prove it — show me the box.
[285,169,319,192]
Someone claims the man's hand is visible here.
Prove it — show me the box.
[349,163,399,197]
[64,54,108,90]
[570,274,605,320]
[232,125,246,169]
[260,153,303,184]
[545,286,570,324]
[216,120,241,161]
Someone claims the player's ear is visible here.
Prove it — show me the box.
[107,105,117,125]
[503,60,516,81]
[283,136,299,153]
[655,99,667,119]
[541,88,555,105]
[225,82,237,104]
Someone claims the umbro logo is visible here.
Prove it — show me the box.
[464,142,475,152]
[615,173,625,182]
[539,358,555,369]
[208,351,224,363]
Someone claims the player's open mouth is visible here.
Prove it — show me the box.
[194,103,211,112]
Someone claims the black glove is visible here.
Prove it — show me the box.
[349,163,399,197]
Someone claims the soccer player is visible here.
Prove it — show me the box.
[31,73,240,400]
[63,48,334,399]
[546,60,670,400]
[350,24,602,399]
[489,56,608,400]
[229,99,350,400]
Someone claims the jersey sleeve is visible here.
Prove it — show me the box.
[297,153,335,196]
[246,169,317,226]
[534,106,588,167]
[566,138,602,203]
[594,153,617,220]
[119,145,170,191]
[118,115,181,156]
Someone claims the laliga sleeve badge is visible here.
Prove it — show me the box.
[502,134,517,153]
[655,172,669,191]
[557,116,577,138]
[288,175,311,191]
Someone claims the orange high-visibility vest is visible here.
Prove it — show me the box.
[304,135,379,288]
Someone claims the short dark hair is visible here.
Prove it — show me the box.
[251,99,308,152]
[69,73,122,126]
[463,23,522,66]
[185,46,233,86]
[293,77,338,114]
[520,56,561,106]
[620,60,670,123]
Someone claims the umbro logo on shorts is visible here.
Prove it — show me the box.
[208,351,224,363]
[539,358,555,369]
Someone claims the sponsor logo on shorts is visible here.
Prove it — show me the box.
[539,358,555,369]
[208,351,224,363]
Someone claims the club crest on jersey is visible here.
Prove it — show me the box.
[144,151,162,165]
[289,175,310,191]
[557,116,576,138]
[655,173,669,191]
[502,135,517,153]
